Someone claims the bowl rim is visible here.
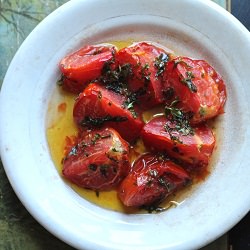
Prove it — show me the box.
[1,0,250,249]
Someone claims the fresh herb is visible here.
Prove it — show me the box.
[154,53,169,77]
[100,164,110,177]
[173,58,193,69]
[68,145,78,156]
[158,177,174,192]
[88,164,97,171]
[163,87,175,100]
[199,107,206,117]
[164,100,194,143]
[141,204,168,213]
[80,115,128,127]
[148,169,158,177]
[140,63,151,82]
[100,61,141,117]
[122,91,138,118]
[57,74,65,86]
[100,62,133,95]
[180,71,197,93]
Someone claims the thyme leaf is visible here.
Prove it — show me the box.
[180,71,197,93]
[154,53,169,77]
[80,115,128,127]
[164,100,194,143]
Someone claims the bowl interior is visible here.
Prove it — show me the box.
[1,1,250,250]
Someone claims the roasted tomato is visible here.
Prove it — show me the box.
[164,56,227,123]
[141,116,215,169]
[59,45,116,93]
[73,83,144,143]
[116,42,171,109]
[118,153,191,207]
[62,127,130,191]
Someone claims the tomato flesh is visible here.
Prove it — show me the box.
[59,45,116,93]
[141,116,215,169]
[73,83,144,143]
[164,57,227,123]
[116,42,170,109]
[62,127,130,191]
[118,153,190,207]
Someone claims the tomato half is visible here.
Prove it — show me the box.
[118,153,190,207]
[73,83,144,143]
[116,42,170,109]
[59,45,116,93]
[141,116,215,169]
[164,56,227,123]
[62,127,130,191]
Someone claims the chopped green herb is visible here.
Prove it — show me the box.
[140,63,151,82]
[154,53,169,77]
[164,100,194,143]
[158,177,174,192]
[199,107,206,117]
[100,164,110,177]
[88,164,97,171]
[80,115,128,127]
[180,71,197,93]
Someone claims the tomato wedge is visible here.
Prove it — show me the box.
[116,42,170,109]
[62,127,130,191]
[118,153,191,207]
[141,116,215,169]
[164,56,227,123]
[59,45,116,93]
[73,83,144,143]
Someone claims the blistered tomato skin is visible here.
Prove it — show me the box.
[62,127,130,191]
[116,42,170,109]
[141,116,215,168]
[59,45,116,93]
[118,153,191,207]
[164,56,227,123]
[73,83,144,143]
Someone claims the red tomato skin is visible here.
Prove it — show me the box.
[164,57,227,123]
[59,45,116,93]
[62,127,130,191]
[116,42,169,109]
[73,83,144,143]
[141,116,215,168]
[118,153,191,207]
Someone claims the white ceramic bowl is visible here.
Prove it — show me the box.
[1,0,250,249]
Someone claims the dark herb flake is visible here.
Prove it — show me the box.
[154,53,169,77]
